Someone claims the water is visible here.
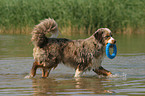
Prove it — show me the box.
[0,34,145,96]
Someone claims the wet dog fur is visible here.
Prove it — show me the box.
[29,18,116,78]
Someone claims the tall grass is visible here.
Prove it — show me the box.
[0,0,144,34]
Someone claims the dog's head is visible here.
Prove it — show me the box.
[93,28,116,46]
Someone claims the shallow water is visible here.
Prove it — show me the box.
[0,34,145,96]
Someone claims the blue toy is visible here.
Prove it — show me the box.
[106,43,117,59]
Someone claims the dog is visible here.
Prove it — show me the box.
[29,18,116,78]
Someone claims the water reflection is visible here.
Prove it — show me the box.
[32,77,115,96]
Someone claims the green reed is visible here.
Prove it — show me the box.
[0,0,144,34]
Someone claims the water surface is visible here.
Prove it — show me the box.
[0,34,145,96]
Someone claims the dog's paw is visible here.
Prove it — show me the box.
[24,74,33,79]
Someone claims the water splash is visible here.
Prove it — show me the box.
[98,73,127,80]
[24,74,33,79]
[107,73,127,80]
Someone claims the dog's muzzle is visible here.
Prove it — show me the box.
[108,37,116,44]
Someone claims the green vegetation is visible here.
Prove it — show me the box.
[0,0,144,34]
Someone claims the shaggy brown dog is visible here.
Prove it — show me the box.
[29,18,116,78]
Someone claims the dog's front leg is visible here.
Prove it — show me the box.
[93,66,112,76]
[74,65,83,78]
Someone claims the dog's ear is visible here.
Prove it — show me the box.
[94,29,103,43]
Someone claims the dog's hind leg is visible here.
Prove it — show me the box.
[93,66,112,76]
[42,68,52,77]
[29,61,39,78]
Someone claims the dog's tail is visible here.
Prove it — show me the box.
[31,18,59,47]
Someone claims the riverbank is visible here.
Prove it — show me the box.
[0,0,144,34]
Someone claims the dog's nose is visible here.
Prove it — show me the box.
[114,40,116,44]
